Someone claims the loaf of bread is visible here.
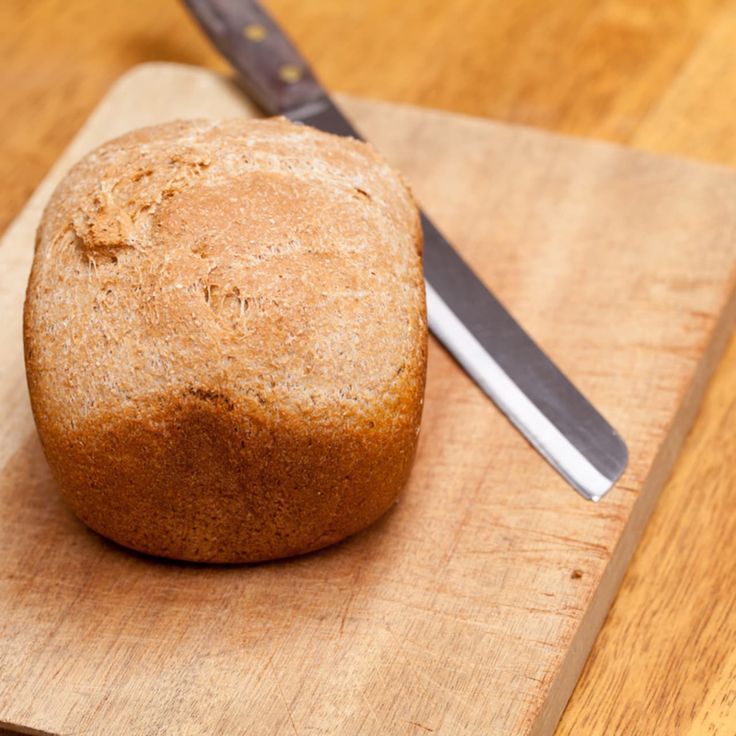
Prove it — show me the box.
[24,118,427,563]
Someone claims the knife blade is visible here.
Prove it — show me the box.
[182,0,628,500]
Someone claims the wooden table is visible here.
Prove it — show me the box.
[2,1,734,733]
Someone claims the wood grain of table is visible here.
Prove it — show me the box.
[1,1,734,734]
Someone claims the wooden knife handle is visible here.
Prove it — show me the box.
[183,0,326,115]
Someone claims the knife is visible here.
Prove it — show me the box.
[182,0,628,501]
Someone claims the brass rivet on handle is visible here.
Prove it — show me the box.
[278,64,302,83]
[243,23,266,41]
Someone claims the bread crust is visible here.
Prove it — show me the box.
[24,118,426,562]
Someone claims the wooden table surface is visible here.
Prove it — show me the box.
[2,1,734,734]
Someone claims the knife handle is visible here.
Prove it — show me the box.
[183,0,326,115]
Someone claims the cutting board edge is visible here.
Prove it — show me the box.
[532,272,736,735]
[98,62,736,180]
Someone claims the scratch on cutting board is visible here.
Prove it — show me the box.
[339,570,361,636]
[408,720,435,732]
[358,688,385,732]
[267,656,300,736]
[381,620,486,724]
[436,462,494,575]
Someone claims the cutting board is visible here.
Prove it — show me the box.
[2,63,736,736]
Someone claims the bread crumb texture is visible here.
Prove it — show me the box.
[24,118,427,562]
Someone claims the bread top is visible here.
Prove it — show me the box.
[26,118,425,433]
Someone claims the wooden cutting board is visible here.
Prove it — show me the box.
[2,62,735,736]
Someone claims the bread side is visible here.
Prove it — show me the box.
[24,118,427,562]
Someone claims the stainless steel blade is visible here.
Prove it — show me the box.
[183,0,629,499]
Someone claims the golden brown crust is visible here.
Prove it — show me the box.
[24,118,427,562]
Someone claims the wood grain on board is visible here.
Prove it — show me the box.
[1,0,736,733]
[1,63,735,735]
